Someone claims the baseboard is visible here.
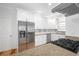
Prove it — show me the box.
[0,48,17,56]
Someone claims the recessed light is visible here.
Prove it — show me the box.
[48,3,51,6]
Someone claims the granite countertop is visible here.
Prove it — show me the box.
[35,32,54,35]
[35,32,65,36]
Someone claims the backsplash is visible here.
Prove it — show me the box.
[35,29,57,32]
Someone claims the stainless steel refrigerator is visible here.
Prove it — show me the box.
[18,21,35,52]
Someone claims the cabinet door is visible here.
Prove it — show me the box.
[35,35,47,46]
[47,34,51,43]
[51,34,65,41]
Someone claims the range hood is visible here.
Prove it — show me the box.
[52,3,79,16]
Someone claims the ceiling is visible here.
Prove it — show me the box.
[0,3,60,16]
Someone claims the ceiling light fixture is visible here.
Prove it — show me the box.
[48,3,51,6]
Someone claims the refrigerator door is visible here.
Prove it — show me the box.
[26,22,35,32]
[26,22,35,43]
[18,21,27,52]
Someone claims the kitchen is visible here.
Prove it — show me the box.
[0,3,66,55]
[17,4,65,52]
[1,3,79,56]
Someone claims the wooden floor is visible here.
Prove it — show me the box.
[19,42,35,52]
[0,49,17,56]
[0,42,35,56]
[17,43,76,56]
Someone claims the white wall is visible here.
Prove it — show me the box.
[66,14,79,37]
[17,9,48,29]
[17,8,34,22]
[47,18,57,29]
[0,7,18,51]
[34,14,47,29]
[34,13,58,29]
[17,8,58,29]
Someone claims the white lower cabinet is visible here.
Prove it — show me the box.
[35,33,65,46]
[51,34,65,41]
[35,35,47,46]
